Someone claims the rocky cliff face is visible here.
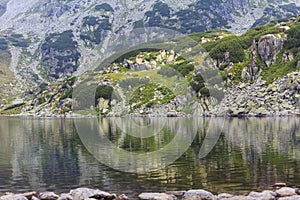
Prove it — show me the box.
[258,34,285,67]
[41,30,80,80]
[242,40,262,81]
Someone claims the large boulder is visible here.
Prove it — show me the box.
[276,187,297,197]
[70,188,115,200]
[39,192,59,200]
[0,194,28,200]
[138,193,175,200]
[258,34,284,67]
[247,190,276,200]
[182,190,216,200]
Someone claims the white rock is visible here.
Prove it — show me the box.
[138,193,175,200]
[183,189,216,200]
[39,192,59,200]
[276,187,297,197]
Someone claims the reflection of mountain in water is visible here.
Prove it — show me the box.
[0,117,299,196]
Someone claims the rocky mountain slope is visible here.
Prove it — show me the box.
[0,0,299,82]
[0,0,299,116]
[1,16,299,117]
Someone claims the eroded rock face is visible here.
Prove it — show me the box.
[258,34,284,67]
[242,40,262,81]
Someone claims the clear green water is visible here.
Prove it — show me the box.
[0,117,300,198]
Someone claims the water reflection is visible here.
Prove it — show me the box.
[0,117,299,197]
[74,117,201,173]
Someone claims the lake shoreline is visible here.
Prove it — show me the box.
[1,185,300,200]
[1,112,300,118]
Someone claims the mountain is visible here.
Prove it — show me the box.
[0,15,298,117]
[0,0,299,115]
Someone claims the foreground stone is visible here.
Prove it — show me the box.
[39,192,59,200]
[247,190,276,200]
[138,193,175,200]
[0,194,28,200]
[183,190,216,200]
[3,185,300,200]
[70,188,116,200]
[278,197,300,200]
[276,187,297,197]
[0,189,117,200]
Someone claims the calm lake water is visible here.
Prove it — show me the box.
[0,117,300,198]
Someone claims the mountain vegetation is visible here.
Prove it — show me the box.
[0,0,299,116]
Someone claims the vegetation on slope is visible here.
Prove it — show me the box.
[2,16,300,115]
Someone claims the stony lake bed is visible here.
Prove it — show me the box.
[2,186,300,200]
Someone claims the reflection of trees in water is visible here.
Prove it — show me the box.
[118,117,300,193]
[222,117,300,160]
[0,118,149,196]
[187,117,300,192]
[0,117,300,195]
[0,118,82,191]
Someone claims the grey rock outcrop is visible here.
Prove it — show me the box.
[242,40,262,81]
[258,34,284,67]
[210,71,300,116]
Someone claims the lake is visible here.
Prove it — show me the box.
[0,116,300,198]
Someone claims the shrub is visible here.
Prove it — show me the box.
[209,36,245,64]
[95,85,114,100]
[284,23,300,53]
[95,3,114,12]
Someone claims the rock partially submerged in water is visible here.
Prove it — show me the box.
[138,192,175,200]
[276,187,298,197]
[3,186,300,200]
[0,189,116,200]
[183,189,216,200]
[70,188,116,200]
[247,190,276,200]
